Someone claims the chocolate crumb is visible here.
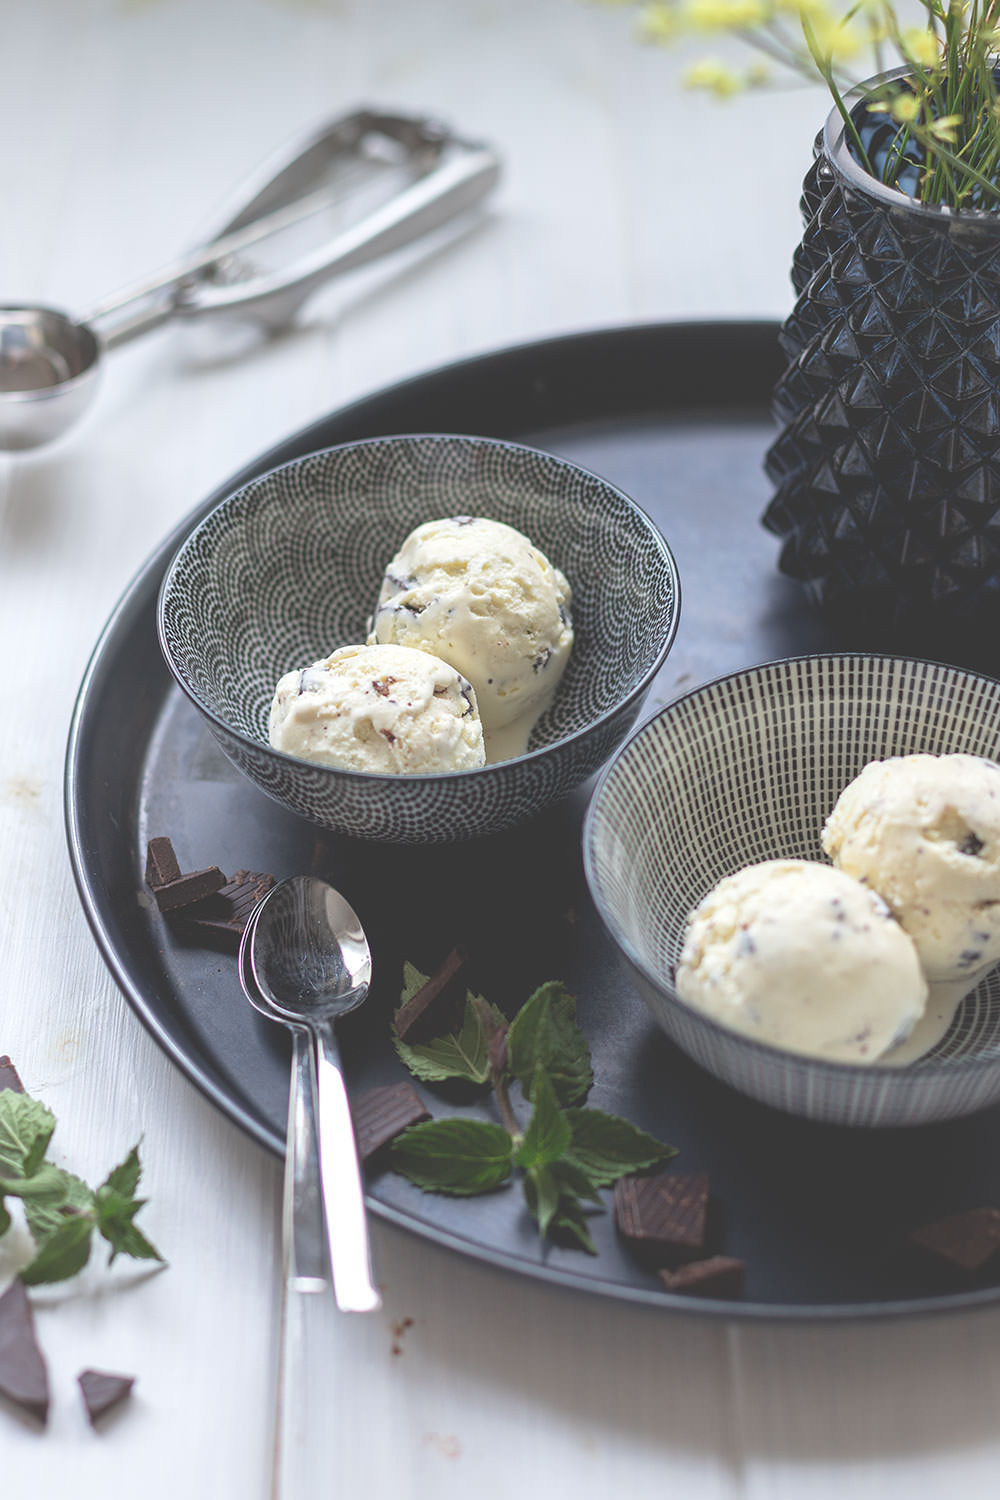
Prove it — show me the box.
[0,1056,24,1094]
[77,1368,135,1425]
[354,1082,430,1162]
[372,676,397,698]
[144,836,182,889]
[394,948,466,1043]
[959,832,985,857]
[659,1255,746,1299]
[909,1206,1000,1274]
[391,1316,415,1356]
[0,1280,49,1425]
[380,729,397,745]
[614,1172,710,1264]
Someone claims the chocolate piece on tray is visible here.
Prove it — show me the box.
[909,1206,1000,1275]
[151,866,227,913]
[144,836,182,890]
[179,870,276,941]
[78,1368,135,1425]
[0,1055,24,1093]
[354,1082,430,1162]
[659,1255,746,1299]
[614,1172,710,1264]
[394,947,466,1043]
[0,1279,49,1425]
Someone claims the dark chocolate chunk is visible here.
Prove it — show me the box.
[151,866,226,913]
[959,832,985,857]
[0,1279,49,1425]
[144,836,182,889]
[179,870,276,941]
[614,1172,710,1264]
[909,1206,1000,1274]
[78,1368,135,1425]
[659,1255,746,1299]
[0,1055,24,1093]
[353,1082,430,1162]
[394,948,466,1044]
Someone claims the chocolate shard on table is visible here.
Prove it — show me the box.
[144,835,182,890]
[908,1206,1000,1275]
[394,947,466,1043]
[659,1255,746,1299]
[150,865,227,913]
[353,1081,430,1162]
[178,870,276,941]
[614,1171,710,1265]
[78,1367,135,1425]
[0,1055,24,1093]
[0,1279,49,1425]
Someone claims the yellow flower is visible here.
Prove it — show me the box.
[929,114,962,143]
[683,56,745,96]
[900,26,941,67]
[890,93,921,123]
[638,1,679,41]
[811,21,864,61]
[682,0,768,28]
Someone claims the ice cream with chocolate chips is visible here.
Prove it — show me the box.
[367,516,573,761]
[268,643,485,774]
[675,858,927,1063]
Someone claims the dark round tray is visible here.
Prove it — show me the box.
[65,320,1000,1320]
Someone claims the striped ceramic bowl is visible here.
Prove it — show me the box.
[583,654,1000,1127]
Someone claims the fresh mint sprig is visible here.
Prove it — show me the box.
[388,965,676,1254]
[0,1090,164,1286]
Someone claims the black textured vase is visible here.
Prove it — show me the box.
[764,87,1000,658]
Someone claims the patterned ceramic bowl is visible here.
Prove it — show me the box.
[157,434,679,844]
[583,654,1000,1127]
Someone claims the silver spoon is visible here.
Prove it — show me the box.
[244,875,380,1313]
[238,900,327,1294]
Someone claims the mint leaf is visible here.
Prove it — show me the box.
[100,1142,142,1200]
[549,1156,602,1206]
[0,1203,9,1238]
[21,1215,94,1286]
[515,1067,571,1170]
[94,1143,163,1265]
[390,1118,513,1195]
[21,1167,93,1247]
[550,1194,598,1256]
[0,1092,55,1179]
[523,1164,561,1239]
[96,1193,163,1264]
[563,1108,678,1188]
[394,992,507,1087]
[506,982,593,1106]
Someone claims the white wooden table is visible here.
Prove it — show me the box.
[4,2,1000,1495]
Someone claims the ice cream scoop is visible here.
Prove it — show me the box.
[675,859,927,1063]
[822,754,1000,983]
[367,516,573,760]
[268,643,485,773]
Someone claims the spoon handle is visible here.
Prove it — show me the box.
[311,1021,382,1312]
[285,1027,327,1292]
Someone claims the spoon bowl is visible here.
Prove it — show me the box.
[249,880,372,1024]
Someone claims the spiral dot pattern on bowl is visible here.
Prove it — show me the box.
[158,434,678,843]
[584,654,1000,1127]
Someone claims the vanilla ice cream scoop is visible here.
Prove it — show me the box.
[367,516,573,759]
[675,859,927,1063]
[822,754,1000,983]
[268,643,485,774]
